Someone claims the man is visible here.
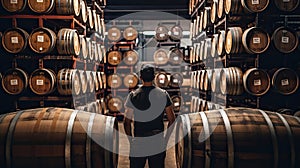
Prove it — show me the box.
[123,64,176,168]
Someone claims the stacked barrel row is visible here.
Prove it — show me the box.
[153,48,185,65]
[190,96,224,112]
[107,49,139,66]
[154,24,184,42]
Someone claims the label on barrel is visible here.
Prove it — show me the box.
[10,0,17,4]
[129,80,133,84]
[127,32,133,37]
[128,57,133,61]
[36,79,44,86]
[254,79,261,86]
[113,103,118,107]
[173,79,179,83]
[252,0,259,5]
[253,37,261,44]
[10,79,18,86]
[281,79,289,86]
[112,33,117,37]
[282,37,289,44]
[112,80,118,84]
[174,31,179,36]
[174,102,180,107]
[160,79,165,84]
[112,57,118,61]
[159,34,165,37]
[11,37,18,44]
[174,57,179,61]
[37,35,44,42]
[158,57,164,61]
[37,0,43,2]
[283,0,290,2]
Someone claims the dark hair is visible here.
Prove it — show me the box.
[140,64,155,82]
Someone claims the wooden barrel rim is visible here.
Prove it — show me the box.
[154,49,169,65]
[123,26,138,41]
[243,68,270,96]
[2,27,29,54]
[210,0,218,24]
[272,68,299,95]
[29,68,56,95]
[28,0,55,13]
[155,25,169,41]
[271,26,299,54]
[2,68,28,95]
[1,0,27,12]
[107,50,122,66]
[242,27,270,54]
[123,73,139,89]
[107,27,121,42]
[29,27,57,54]
[170,25,183,41]
[107,73,122,89]
[217,0,224,19]
[123,50,139,66]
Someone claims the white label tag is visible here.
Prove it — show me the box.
[128,57,133,61]
[112,33,117,37]
[252,0,259,4]
[174,31,179,36]
[158,57,164,61]
[281,79,289,86]
[36,79,44,86]
[37,35,44,42]
[129,80,133,84]
[173,79,179,83]
[10,79,18,86]
[282,37,289,44]
[159,34,165,37]
[127,32,133,37]
[112,80,118,84]
[174,57,179,61]
[10,0,17,4]
[113,103,118,107]
[11,37,18,44]
[160,79,165,84]
[283,0,290,2]
[254,79,261,86]
[112,57,118,61]
[174,102,180,106]
[253,37,261,44]
[37,0,43,2]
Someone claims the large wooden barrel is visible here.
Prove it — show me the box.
[203,7,212,31]
[101,72,107,89]
[176,108,300,168]
[79,70,87,94]
[28,27,57,54]
[274,0,299,11]
[203,69,212,91]
[169,73,183,88]
[225,0,269,14]
[57,68,81,95]
[217,0,224,19]
[271,27,299,54]
[87,7,94,30]
[243,68,270,96]
[225,27,243,54]
[123,50,139,65]
[0,108,119,168]
[92,71,99,92]
[272,68,299,95]
[210,0,218,24]
[154,49,169,65]
[107,96,124,113]
[107,27,121,42]
[123,26,138,41]
[92,10,99,33]
[155,25,169,41]
[242,27,270,54]
[199,70,205,91]
[78,0,88,23]
[107,73,122,89]
[2,68,28,95]
[1,0,26,12]
[198,12,204,34]
[217,30,226,56]
[79,35,88,60]
[90,40,97,61]
[55,0,80,16]
[220,67,244,95]
[107,50,122,66]
[198,41,205,62]
[170,25,183,41]
[97,72,103,89]
[29,68,56,95]
[168,48,183,65]
[28,0,55,13]
[211,68,221,93]
[57,28,81,56]
[123,73,139,89]
[203,38,211,60]
[155,72,169,88]
[86,71,94,93]
[211,34,218,58]
[171,95,182,112]
[2,27,29,54]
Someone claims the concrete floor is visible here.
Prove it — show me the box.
[117,122,177,168]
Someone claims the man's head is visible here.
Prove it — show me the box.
[140,64,155,82]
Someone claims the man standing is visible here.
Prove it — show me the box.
[123,64,176,168]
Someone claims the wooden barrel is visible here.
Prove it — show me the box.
[243,68,270,96]
[198,12,204,34]
[123,73,139,89]
[107,73,122,89]
[123,50,139,66]
[190,96,195,112]
[0,108,119,168]
[203,69,212,91]
[199,70,205,91]
[28,27,56,54]
[220,67,243,95]
[101,72,107,89]
[155,72,169,88]
[97,72,103,89]
[271,27,299,54]
[79,35,88,60]
[210,0,218,24]
[107,50,122,66]
[225,27,243,54]
[92,10,99,33]
[171,95,182,112]
[2,68,28,95]
[169,73,183,88]
[217,0,224,19]
[217,30,226,56]
[203,7,212,30]
[29,68,56,95]
[100,98,108,114]
[203,38,211,60]
[241,0,269,13]
[86,71,94,93]
[211,68,221,93]
[170,25,183,41]
[90,40,97,61]
[123,26,138,41]
[274,0,299,11]
[107,27,121,42]
[242,27,270,54]
[86,37,93,60]
[154,49,169,65]
[272,68,299,95]
[55,0,80,16]
[96,43,102,62]
[168,48,183,65]
[28,0,55,13]
[2,27,29,54]
[78,70,87,94]
[87,7,94,30]
[155,25,169,41]
[198,41,205,62]
[107,96,124,113]
[57,28,81,56]
[211,34,218,58]
[176,108,300,168]
[57,68,81,95]
[78,0,88,23]
[1,0,26,12]
[92,71,99,92]
[190,72,194,88]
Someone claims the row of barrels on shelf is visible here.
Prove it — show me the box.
[76,98,107,114]
[190,96,224,112]
[154,72,184,88]
[153,48,185,65]
[107,73,139,89]
[107,26,138,42]
[154,24,184,42]
[0,68,107,95]
[191,67,299,96]
[107,50,139,66]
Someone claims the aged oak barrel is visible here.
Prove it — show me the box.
[242,27,270,54]
[79,70,88,94]
[243,68,270,96]
[123,26,138,41]
[211,34,218,58]
[225,0,269,14]
[2,27,29,54]
[87,7,94,30]
[176,108,300,168]
[28,0,55,13]
[210,0,218,24]
[271,27,299,54]
[92,71,99,92]
[57,68,81,95]
[272,68,299,95]
[203,69,212,91]
[1,0,26,12]
[123,73,139,89]
[155,25,169,41]
[217,30,226,56]
[29,68,56,95]
[86,71,95,93]
[123,50,139,66]
[168,48,183,65]
[171,95,182,112]
[29,27,57,54]
[78,0,88,23]
[107,27,121,42]
[274,0,299,11]
[97,72,103,89]
[169,73,183,88]
[217,0,224,19]
[0,107,119,168]
[211,68,221,93]
[2,68,28,95]
[107,96,124,113]
[225,27,243,54]
[155,72,169,88]
[154,49,169,65]
[107,73,122,89]
[55,0,80,16]
[203,7,212,31]
[57,28,81,56]
[107,50,122,66]
[79,35,88,60]
[170,25,183,41]
[220,67,244,95]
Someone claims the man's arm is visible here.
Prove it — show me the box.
[165,105,176,143]
[123,107,134,142]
